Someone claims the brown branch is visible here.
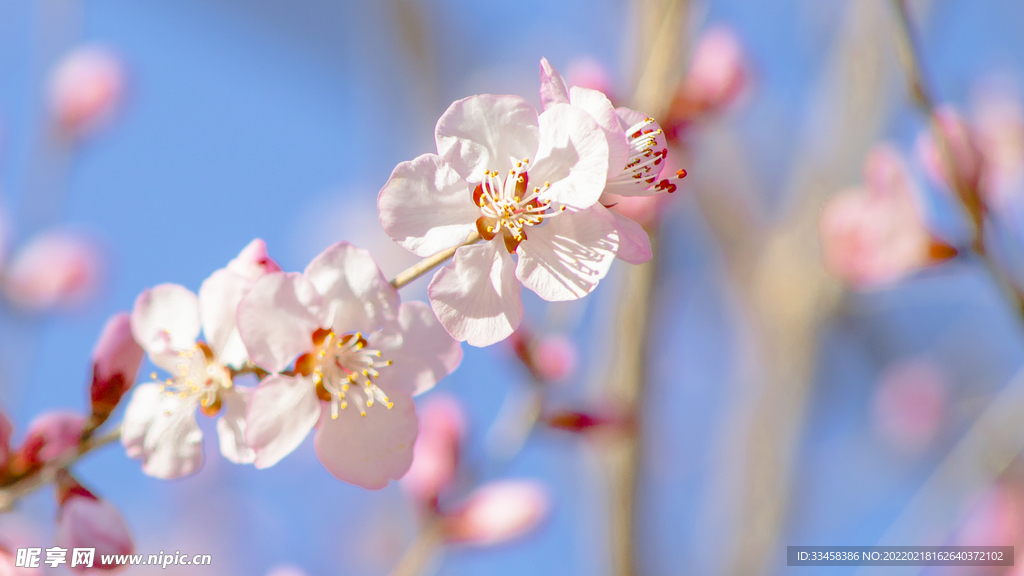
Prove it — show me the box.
[390,232,481,290]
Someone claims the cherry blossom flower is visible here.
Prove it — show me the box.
[54,472,133,573]
[379,92,620,347]
[17,412,85,469]
[914,106,983,196]
[539,58,687,265]
[48,45,126,137]
[401,394,465,505]
[237,242,462,489]
[1,229,105,312]
[121,239,280,478]
[872,359,947,452]
[444,480,549,546]
[89,312,144,430]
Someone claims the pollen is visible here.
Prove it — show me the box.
[304,329,396,420]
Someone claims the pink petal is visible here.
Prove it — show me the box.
[216,386,255,464]
[227,238,282,280]
[428,241,523,347]
[130,284,200,370]
[237,272,323,374]
[401,393,465,502]
[121,383,162,459]
[313,390,418,489]
[568,86,630,180]
[538,57,571,110]
[48,45,125,136]
[246,375,320,469]
[374,301,463,396]
[532,334,578,382]
[605,206,652,264]
[531,103,610,208]
[515,204,619,301]
[2,229,104,312]
[198,268,252,367]
[446,480,549,546]
[679,26,747,113]
[304,242,399,333]
[56,495,134,572]
[435,95,540,184]
[138,394,203,479]
[90,312,144,418]
[21,411,85,466]
[0,410,12,469]
[378,154,480,257]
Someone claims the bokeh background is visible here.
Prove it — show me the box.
[2,0,1024,574]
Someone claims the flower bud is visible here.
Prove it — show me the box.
[402,395,465,505]
[872,359,947,452]
[17,412,85,470]
[227,238,282,281]
[89,313,144,431]
[2,230,104,312]
[914,105,983,194]
[48,46,125,137]
[532,335,577,383]
[684,27,746,110]
[444,480,548,546]
[0,410,12,472]
[544,408,632,435]
[55,471,133,573]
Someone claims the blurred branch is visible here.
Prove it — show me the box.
[0,425,120,511]
[389,516,446,576]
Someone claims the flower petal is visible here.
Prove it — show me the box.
[313,389,418,489]
[428,241,523,347]
[604,205,652,264]
[516,204,619,301]
[531,103,610,208]
[130,284,200,370]
[569,87,630,180]
[140,394,203,479]
[378,154,480,257]
[435,95,540,183]
[217,386,255,464]
[198,268,251,367]
[246,375,321,469]
[304,242,400,333]
[539,57,571,110]
[237,272,323,374]
[121,383,162,459]
[227,238,281,280]
[374,301,463,396]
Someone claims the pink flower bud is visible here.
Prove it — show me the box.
[402,395,465,504]
[2,230,104,312]
[532,335,577,382]
[872,359,947,452]
[90,313,143,428]
[680,26,747,114]
[18,412,85,468]
[564,57,615,101]
[48,46,125,137]
[227,238,282,281]
[55,474,133,573]
[445,480,548,547]
[0,410,12,471]
[544,408,633,435]
[914,105,983,194]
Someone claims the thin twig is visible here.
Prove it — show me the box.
[390,232,481,290]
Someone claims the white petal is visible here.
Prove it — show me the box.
[530,103,610,208]
[237,272,323,374]
[130,284,200,369]
[374,301,463,396]
[121,383,162,459]
[435,95,540,183]
[569,86,630,180]
[539,57,570,110]
[606,206,652,264]
[313,390,418,490]
[198,268,251,367]
[516,204,619,301]
[217,386,255,464]
[246,375,321,469]
[304,242,400,334]
[378,154,480,257]
[140,394,203,479]
[428,241,523,347]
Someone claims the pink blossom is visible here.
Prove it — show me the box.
[237,242,462,489]
[378,92,618,346]
[679,26,747,114]
[121,239,280,478]
[820,145,950,287]
[19,411,85,467]
[1,229,104,311]
[532,334,578,382]
[972,86,1024,206]
[955,484,1022,546]
[563,57,615,100]
[0,409,12,470]
[90,312,144,427]
[539,58,687,264]
[48,46,125,137]
[55,475,133,573]
[445,480,549,546]
[401,394,465,504]
[914,105,983,195]
[872,359,947,452]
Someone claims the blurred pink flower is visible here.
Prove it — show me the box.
[445,480,549,546]
[1,229,104,312]
[19,411,85,467]
[955,484,1022,547]
[532,334,578,382]
[973,86,1024,207]
[563,57,615,100]
[872,359,947,452]
[48,46,126,137]
[402,394,466,505]
[914,105,983,195]
[89,312,144,428]
[820,145,953,287]
[0,409,12,471]
[55,474,133,573]
[681,26,747,113]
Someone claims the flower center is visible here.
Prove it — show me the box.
[156,342,232,417]
[472,158,566,253]
[297,328,394,419]
[608,117,686,193]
